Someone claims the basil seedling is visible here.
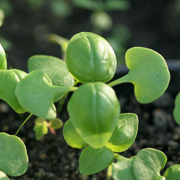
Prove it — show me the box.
[0,31,176,180]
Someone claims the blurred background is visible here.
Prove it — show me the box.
[0,0,180,70]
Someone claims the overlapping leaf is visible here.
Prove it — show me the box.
[28,55,74,86]
[15,70,75,119]
[107,113,138,152]
[79,146,114,175]
[63,120,87,149]
[132,148,167,180]
[0,69,26,113]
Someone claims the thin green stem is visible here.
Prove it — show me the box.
[15,114,33,136]
[108,74,129,87]
[106,164,112,180]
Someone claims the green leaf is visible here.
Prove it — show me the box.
[132,148,167,180]
[125,47,170,103]
[0,69,26,113]
[105,0,130,11]
[79,146,114,175]
[173,92,180,125]
[112,156,135,180]
[15,70,73,119]
[28,55,74,86]
[0,43,7,69]
[152,176,166,180]
[66,32,117,83]
[164,164,180,180]
[107,113,138,152]
[109,47,170,103]
[0,133,28,176]
[0,171,9,180]
[49,118,63,130]
[33,117,48,140]
[68,82,120,148]
[63,120,87,149]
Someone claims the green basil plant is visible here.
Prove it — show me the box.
[0,31,178,179]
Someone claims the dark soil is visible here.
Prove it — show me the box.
[0,0,180,179]
[0,85,180,180]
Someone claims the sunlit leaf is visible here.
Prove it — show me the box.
[15,70,73,119]
[0,69,26,113]
[164,165,180,180]
[68,82,120,148]
[79,146,114,175]
[28,55,74,86]
[107,113,138,152]
[63,120,87,149]
[0,43,7,69]
[112,155,135,180]
[132,148,167,180]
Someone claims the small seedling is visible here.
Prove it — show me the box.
[0,31,178,180]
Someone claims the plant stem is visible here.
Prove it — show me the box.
[108,74,129,87]
[106,164,112,180]
[15,114,33,136]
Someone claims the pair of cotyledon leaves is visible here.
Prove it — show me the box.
[0,32,170,120]
[63,113,138,175]
[112,148,180,180]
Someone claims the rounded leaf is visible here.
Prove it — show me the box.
[79,146,114,175]
[125,47,170,103]
[107,113,138,152]
[173,92,180,125]
[0,69,26,113]
[66,32,117,83]
[164,164,180,180]
[112,156,135,180]
[68,82,120,148]
[49,118,63,129]
[132,148,167,180]
[28,55,74,86]
[15,70,72,119]
[63,120,87,149]
[0,43,7,69]
[0,133,28,176]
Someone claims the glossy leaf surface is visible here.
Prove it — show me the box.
[173,92,180,125]
[66,32,117,83]
[28,55,74,86]
[68,82,120,148]
[107,113,138,152]
[79,146,114,175]
[112,156,135,180]
[125,47,170,103]
[132,148,167,180]
[0,133,28,176]
[15,70,72,119]
[0,69,26,113]
[0,43,7,69]
[164,164,180,180]
[63,120,87,149]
